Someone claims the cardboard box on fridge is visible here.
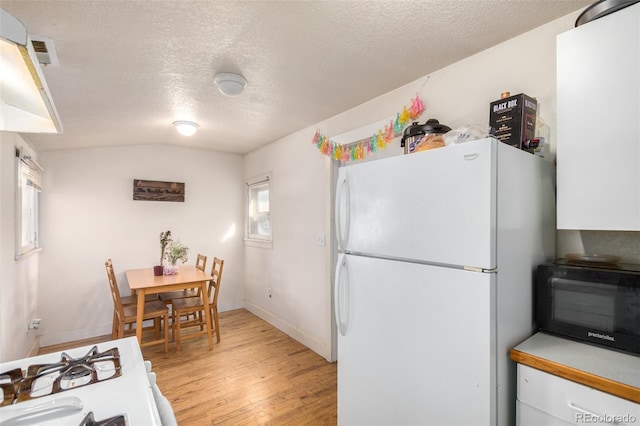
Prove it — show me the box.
[489,93,537,151]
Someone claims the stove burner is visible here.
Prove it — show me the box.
[80,411,126,426]
[0,346,121,406]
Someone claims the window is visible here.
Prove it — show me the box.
[246,175,271,244]
[15,150,42,258]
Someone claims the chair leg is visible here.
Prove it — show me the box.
[213,308,220,343]
[118,321,125,339]
[175,310,182,352]
[112,312,118,339]
[154,318,161,338]
[163,313,169,353]
[171,310,176,342]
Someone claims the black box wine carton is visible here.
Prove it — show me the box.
[489,93,537,151]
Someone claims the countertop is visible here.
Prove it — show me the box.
[510,332,640,403]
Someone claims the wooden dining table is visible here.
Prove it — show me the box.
[125,265,214,350]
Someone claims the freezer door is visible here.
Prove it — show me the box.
[335,254,495,425]
[336,138,496,269]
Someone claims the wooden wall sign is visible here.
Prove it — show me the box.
[133,179,185,202]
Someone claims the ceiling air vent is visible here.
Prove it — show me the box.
[30,35,59,66]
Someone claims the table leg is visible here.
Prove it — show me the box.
[201,281,214,350]
[136,290,145,345]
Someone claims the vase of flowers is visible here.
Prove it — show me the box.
[154,230,172,276]
[163,240,189,275]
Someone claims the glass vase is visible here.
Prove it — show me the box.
[163,263,178,275]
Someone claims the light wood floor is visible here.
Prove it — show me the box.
[39,309,337,425]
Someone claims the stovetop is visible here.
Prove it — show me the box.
[0,337,160,426]
[2,345,122,407]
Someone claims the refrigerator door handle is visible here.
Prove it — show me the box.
[334,254,350,336]
[335,173,351,250]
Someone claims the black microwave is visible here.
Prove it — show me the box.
[536,259,640,355]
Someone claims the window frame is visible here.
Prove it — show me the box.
[15,151,42,259]
[245,173,272,248]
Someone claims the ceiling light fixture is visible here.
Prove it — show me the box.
[173,120,198,136]
[214,72,247,97]
[0,9,62,133]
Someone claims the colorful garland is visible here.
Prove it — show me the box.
[312,94,425,162]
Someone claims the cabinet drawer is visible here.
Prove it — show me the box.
[517,364,640,425]
[517,400,572,425]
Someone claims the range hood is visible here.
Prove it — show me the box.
[1,8,62,134]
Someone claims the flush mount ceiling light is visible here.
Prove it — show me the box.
[173,120,198,136]
[214,73,247,97]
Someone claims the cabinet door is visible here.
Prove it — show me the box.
[556,3,640,230]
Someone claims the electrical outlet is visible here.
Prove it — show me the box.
[317,233,326,246]
[28,318,41,331]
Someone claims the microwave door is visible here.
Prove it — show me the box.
[553,279,616,332]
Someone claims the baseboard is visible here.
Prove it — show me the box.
[218,301,244,313]
[243,301,331,361]
[39,324,112,347]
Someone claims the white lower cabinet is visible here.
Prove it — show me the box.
[516,364,640,425]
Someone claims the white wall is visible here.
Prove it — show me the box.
[37,144,245,346]
[0,132,40,362]
[244,133,334,360]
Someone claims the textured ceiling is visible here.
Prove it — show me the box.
[2,0,591,154]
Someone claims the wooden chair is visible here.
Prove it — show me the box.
[159,254,207,305]
[105,259,158,333]
[171,257,224,351]
[105,259,169,352]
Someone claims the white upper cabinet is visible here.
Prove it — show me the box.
[556,3,640,230]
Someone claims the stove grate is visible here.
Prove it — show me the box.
[0,346,121,406]
[80,411,126,426]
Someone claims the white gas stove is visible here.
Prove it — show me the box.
[0,337,162,426]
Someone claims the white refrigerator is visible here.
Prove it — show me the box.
[334,137,556,425]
